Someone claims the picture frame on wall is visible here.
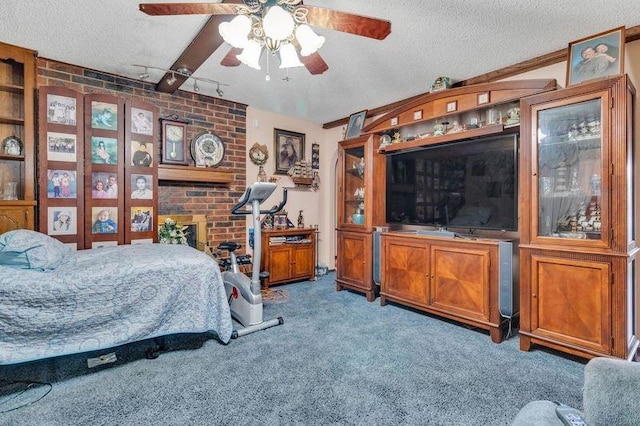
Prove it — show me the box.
[274,128,305,175]
[566,26,625,87]
[345,110,367,139]
[161,120,188,165]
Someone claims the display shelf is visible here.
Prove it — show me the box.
[381,124,516,153]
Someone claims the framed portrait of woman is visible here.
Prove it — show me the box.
[274,128,305,175]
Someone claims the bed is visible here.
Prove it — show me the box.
[0,230,233,365]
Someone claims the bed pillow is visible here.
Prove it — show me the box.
[0,229,69,271]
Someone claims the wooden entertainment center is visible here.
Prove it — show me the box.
[336,77,639,359]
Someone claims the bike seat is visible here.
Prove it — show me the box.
[218,241,241,252]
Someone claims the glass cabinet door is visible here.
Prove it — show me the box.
[536,98,604,241]
[342,145,365,226]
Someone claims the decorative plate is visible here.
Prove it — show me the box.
[190,131,225,167]
[2,135,23,156]
[379,134,392,149]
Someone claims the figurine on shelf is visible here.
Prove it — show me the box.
[506,107,520,125]
[430,76,451,93]
[297,210,304,228]
[433,122,446,136]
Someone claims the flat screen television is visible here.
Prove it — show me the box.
[385,134,518,231]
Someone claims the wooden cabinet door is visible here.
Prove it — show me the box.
[429,244,491,322]
[0,205,34,233]
[291,244,314,279]
[266,245,293,284]
[336,230,372,291]
[530,254,611,354]
[381,236,429,307]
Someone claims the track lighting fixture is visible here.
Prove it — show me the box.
[132,64,228,97]
[166,72,177,86]
[138,67,150,80]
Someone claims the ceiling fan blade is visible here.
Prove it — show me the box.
[139,2,243,16]
[156,14,229,92]
[221,47,242,67]
[300,52,328,75]
[304,6,391,40]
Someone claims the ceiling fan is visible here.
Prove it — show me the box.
[139,0,391,92]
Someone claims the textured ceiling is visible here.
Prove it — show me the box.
[1,1,639,125]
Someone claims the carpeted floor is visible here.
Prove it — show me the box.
[0,272,585,425]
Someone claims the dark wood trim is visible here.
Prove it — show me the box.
[323,24,640,129]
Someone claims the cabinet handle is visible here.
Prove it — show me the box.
[532,294,537,298]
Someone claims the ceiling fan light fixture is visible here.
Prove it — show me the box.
[264,37,281,52]
[219,14,251,49]
[279,43,304,69]
[262,6,294,42]
[295,24,325,56]
[237,40,263,70]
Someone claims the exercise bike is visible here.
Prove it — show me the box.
[220,182,286,338]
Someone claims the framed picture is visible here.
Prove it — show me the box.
[274,128,305,175]
[131,140,153,167]
[131,207,153,233]
[47,132,77,162]
[91,136,118,164]
[390,117,399,126]
[91,101,118,130]
[274,213,288,229]
[91,172,118,199]
[413,110,423,121]
[47,94,76,125]
[47,169,77,199]
[345,110,367,139]
[311,142,319,170]
[130,174,153,199]
[131,108,153,135]
[446,100,458,113]
[48,206,77,236]
[566,26,625,87]
[477,92,490,105]
[91,207,118,234]
[161,120,188,165]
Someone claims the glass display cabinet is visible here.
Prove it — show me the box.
[534,98,606,243]
[0,42,36,233]
[519,75,638,360]
[336,134,385,301]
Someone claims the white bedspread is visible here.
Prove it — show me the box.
[0,243,232,365]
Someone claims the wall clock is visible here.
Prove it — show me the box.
[161,119,188,165]
[191,131,225,168]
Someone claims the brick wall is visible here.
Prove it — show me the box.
[37,58,248,251]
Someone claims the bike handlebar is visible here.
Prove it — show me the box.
[230,187,288,215]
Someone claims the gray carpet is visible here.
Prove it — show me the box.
[0,272,585,425]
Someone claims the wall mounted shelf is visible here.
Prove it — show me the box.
[157,164,234,184]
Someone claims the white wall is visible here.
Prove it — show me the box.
[245,107,343,269]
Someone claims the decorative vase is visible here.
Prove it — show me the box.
[352,212,364,224]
